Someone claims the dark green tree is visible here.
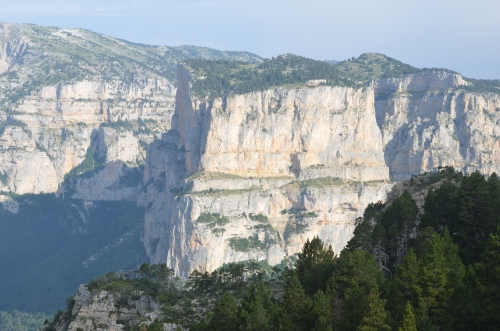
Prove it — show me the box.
[398,302,417,331]
[295,236,335,296]
[283,275,313,331]
[311,290,333,331]
[380,191,418,271]
[327,250,384,331]
[356,287,391,331]
[475,226,500,329]
[207,291,239,331]
[452,171,498,265]
[239,282,279,331]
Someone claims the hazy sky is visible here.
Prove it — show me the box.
[1,0,499,79]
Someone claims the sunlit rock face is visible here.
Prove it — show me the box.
[3,22,500,277]
[0,22,259,196]
[142,65,500,276]
[374,71,500,180]
[141,64,392,276]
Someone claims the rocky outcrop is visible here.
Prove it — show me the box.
[45,285,163,331]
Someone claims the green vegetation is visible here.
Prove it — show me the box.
[0,170,7,185]
[249,213,269,223]
[184,52,499,100]
[0,193,147,314]
[334,53,421,83]
[185,171,245,181]
[186,186,260,197]
[0,310,49,331]
[0,24,262,112]
[183,54,356,98]
[334,53,500,95]
[100,118,135,131]
[47,170,500,331]
[0,118,29,136]
[63,147,103,181]
[285,221,309,237]
[228,236,267,252]
[196,213,231,234]
[462,77,500,94]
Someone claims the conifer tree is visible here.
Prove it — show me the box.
[475,226,500,329]
[283,275,313,331]
[356,287,391,331]
[207,291,239,331]
[311,290,333,331]
[239,282,278,331]
[398,302,417,331]
[295,236,335,296]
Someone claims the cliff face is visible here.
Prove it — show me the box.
[0,22,261,196]
[175,65,389,181]
[3,22,500,281]
[45,285,164,331]
[140,65,500,277]
[141,64,392,276]
[374,71,500,180]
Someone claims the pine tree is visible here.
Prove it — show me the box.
[356,287,391,331]
[415,232,452,330]
[346,218,374,252]
[453,171,497,264]
[475,226,500,329]
[239,282,278,331]
[208,291,239,331]
[395,249,419,305]
[295,236,335,296]
[380,191,418,271]
[398,302,417,331]
[311,290,333,331]
[283,275,313,331]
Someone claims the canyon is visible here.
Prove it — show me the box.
[2,23,500,302]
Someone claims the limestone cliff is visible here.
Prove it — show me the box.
[141,64,392,276]
[141,63,500,277]
[0,22,261,196]
[374,71,500,180]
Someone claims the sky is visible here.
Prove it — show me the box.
[1,0,499,79]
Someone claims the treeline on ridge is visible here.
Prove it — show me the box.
[183,53,500,99]
[183,54,356,98]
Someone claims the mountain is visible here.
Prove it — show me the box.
[1,21,500,317]
[0,22,262,195]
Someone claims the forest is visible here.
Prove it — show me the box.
[183,53,500,99]
[183,54,356,98]
[44,167,500,331]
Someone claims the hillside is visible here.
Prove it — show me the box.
[44,168,500,331]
